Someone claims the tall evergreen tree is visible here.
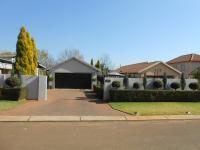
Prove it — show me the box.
[95,60,100,69]
[14,27,38,75]
[90,58,93,66]
[163,72,167,90]
[180,73,186,90]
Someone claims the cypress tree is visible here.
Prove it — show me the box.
[163,72,167,90]
[143,73,147,89]
[90,58,93,66]
[181,73,186,90]
[14,27,38,75]
[95,60,100,69]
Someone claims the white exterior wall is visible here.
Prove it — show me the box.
[103,77,198,100]
[0,74,47,100]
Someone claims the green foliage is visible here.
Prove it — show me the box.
[181,73,186,90]
[152,80,162,89]
[1,88,27,100]
[133,82,140,89]
[189,82,199,91]
[95,60,100,69]
[163,72,167,90]
[14,26,38,75]
[170,82,180,91]
[93,85,103,99]
[90,58,93,66]
[123,75,128,89]
[5,77,21,88]
[110,89,200,102]
[112,81,120,89]
[143,74,147,89]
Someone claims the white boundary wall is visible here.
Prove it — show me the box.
[103,77,198,100]
[0,74,47,100]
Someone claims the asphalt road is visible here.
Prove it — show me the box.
[0,120,200,150]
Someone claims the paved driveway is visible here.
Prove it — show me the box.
[0,89,125,116]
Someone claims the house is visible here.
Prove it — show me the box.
[115,61,181,78]
[0,54,46,75]
[167,54,200,78]
[48,57,101,89]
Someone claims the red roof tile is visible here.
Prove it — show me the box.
[167,54,200,64]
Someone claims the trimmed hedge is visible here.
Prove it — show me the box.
[110,89,200,102]
[1,88,27,100]
[93,85,103,99]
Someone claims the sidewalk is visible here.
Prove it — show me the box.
[1,115,200,122]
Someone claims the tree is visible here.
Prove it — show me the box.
[143,73,147,89]
[180,73,186,90]
[90,58,93,66]
[163,72,167,90]
[58,48,84,62]
[38,49,57,68]
[14,27,38,75]
[99,54,113,74]
[95,60,100,69]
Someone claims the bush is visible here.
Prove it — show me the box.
[112,81,120,89]
[152,80,162,89]
[189,82,199,91]
[110,89,200,102]
[93,85,103,99]
[133,82,140,89]
[1,88,27,100]
[5,76,21,88]
[170,82,180,91]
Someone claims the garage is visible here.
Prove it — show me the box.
[48,57,101,89]
[55,73,92,89]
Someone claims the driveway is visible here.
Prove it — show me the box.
[0,89,125,116]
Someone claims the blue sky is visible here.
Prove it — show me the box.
[0,0,200,68]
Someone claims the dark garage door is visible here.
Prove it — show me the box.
[55,73,92,89]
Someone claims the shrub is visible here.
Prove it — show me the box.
[1,88,27,100]
[170,82,180,91]
[123,75,128,89]
[93,85,103,99]
[189,82,199,91]
[112,81,120,89]
[163,72,167,90]
[110,89,200,102]
[181,73,186,90]
[5,76,21,88]
[152,80,162,89]
[143,74,147,89]
[133,82,140,89]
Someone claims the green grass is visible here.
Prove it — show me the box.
[110,102,200,115]
[0,100,26,111]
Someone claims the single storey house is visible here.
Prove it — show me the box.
[167,53,200,78]
[115,61,181,78]
[48,57,101,89]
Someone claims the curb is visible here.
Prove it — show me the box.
[1,115,200,122]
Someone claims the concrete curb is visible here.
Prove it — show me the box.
[1,115,200,122]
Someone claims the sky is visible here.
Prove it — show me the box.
[0,0,200,68]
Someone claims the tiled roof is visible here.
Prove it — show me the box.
[167,54,200,64]
[115,61,159,73]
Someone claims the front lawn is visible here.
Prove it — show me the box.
[110,102,200,115]
[0,100,26,111]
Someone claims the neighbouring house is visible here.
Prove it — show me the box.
[48,57,101,89]
[167,53,200,78]
[0,54,46,75]
[115,61,181,78]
